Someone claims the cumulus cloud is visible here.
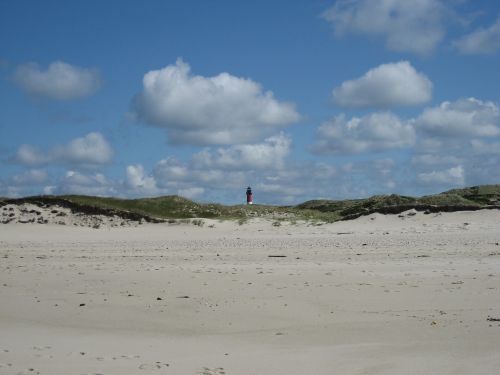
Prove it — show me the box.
[333,61,432,108]
[192,133,291,170]
[15,145,51,166]
[153,156,246,190]
[60,133,113,165]
[54,170,116,196]
[117,134,298,202]
[314,112,415,154]
[454,17,500,54]
[129,158,220,199]
[416,98,500,138]
[322,0,449,55]
[14,61,101,100]
[14,132,113,167]
[130,59,300,145]
[125,164,158,195]
[153,158,191,187]
[411,98,500,191]
[418,166,465,186]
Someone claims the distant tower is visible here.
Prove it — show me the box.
[246,186,253,205]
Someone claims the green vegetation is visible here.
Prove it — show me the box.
[1,184,499,223]
[418,193,477,206]
[298,185,500,220]
[64,195,219,219]
[191,219,205,227]
[443,185,500,205]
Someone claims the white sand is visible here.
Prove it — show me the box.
[1,210,500,374]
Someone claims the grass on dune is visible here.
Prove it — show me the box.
[2,184,499,222]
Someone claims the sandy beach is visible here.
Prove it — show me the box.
[1,210,500,374]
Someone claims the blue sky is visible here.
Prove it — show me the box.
[1,0,500,204]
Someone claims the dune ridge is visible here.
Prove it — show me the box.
[1,184,500,227]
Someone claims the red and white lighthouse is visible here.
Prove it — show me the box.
[246,186,253,205]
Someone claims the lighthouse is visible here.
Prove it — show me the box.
[246,186,253,205]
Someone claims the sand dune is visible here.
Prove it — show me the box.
[0,203,143,228]
[1,210,500,374]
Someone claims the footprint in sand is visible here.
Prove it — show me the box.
[199,367,226,375]
[16,369,41,375]
[138,362,169,370]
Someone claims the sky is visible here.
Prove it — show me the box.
[1,0,500,204]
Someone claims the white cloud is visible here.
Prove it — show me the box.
[125,164,158,195]
[153,157,246,190]
[333,61,432,108]
[115,134,330,203]
[54,170,116,196]
[192,133,291,170]
[153,158,191,187]
[15,132,113,167]
[0,170,49,197]
[130,58,300,145]
[255,182,305,197]
[59,132,113,165]
[411,154,462,166]
[314,112,415,154]
[322,0,449,55]
[123,163,188,198]
[63,170,108,186]
[454,17,500,54]
[411,98,500,191]
[11,169,48,186]
[43,186,56,195]
[470,140,500,155]
[416,98,500,137]
[418,165,465,186]
[14,61,101,100]
[15,145,51,166]
[178,187,205,199]
[136,134,294,200]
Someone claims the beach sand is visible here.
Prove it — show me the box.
[1,210,500,374]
